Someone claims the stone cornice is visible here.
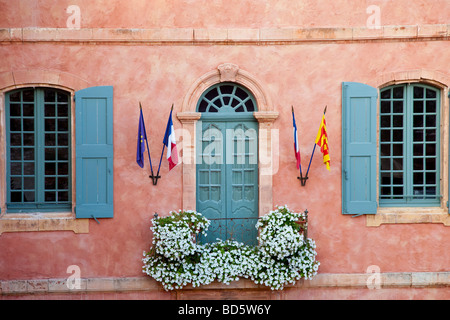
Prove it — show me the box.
[1,24,449,45]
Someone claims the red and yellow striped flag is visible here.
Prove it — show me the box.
[314,114,330,171]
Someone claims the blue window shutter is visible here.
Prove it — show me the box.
[75,86,113,219]
[342,82,377,215]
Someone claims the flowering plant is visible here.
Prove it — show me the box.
[142,206,319,291]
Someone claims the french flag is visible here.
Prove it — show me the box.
[292,108,301,170]
[163,107,178,171]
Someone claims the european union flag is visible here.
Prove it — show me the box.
[136,107,147,168]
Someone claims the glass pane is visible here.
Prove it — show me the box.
[44,90,56,102]
[380,101,390,113]
[58,133,69,146]
[10,118,21,131]
[11,177,22,190]
[45,191,56,202]
[426,89,437,98]
[413,158,423,170]
[45,104,55,116]
[380,173,391,185]
[10,148,21,160]
[45,162,56,175]
[393,115,403,127]
[426,158,436,170]
[45,177,56,189]
[413,115,423,127]
[381,187,391,196]
[57,92,69,102]
[392,144,402,156]
[23,119,34,131]
[393,101,403,113]
[392,158,403,170]
[426,115,436,127]
[9,91,20,102]
[413,144,423,156]
[425,129,436,141]
[381,158,390,170]
[23,104,34,116]
[380,116,390,128]
[58,191,69,202]
[24,177,35,189]
[392,173,403,185]
[11,192,22,202]
[380,89,391,99]
[426,144,436,156]
[413,129,423,142]
[22,89,34,102]
[24,162,35,174]
[413,101,423,113]
[45,134,56,146]
[45,148,56,160]
[23,191,35,202]
[380,144,390,156]
[413,172,423,184]
[58,148,69,160]
[57,119,69,131]
[45,119,56,131]
[393,87,403,98]
[58,162,69,175]
[426,172,436,185]
[10,133,21,146]
[58,177,69,190]
[10,104,21,116]
[57,105,68,117]
[414,86,424,98]
[392,130,403,142]
[393,187,403,195]
[426,101,436,113]
[380,130,390,142]
[211,186,220,201]
[23,148,34,160]
[11,162,22,175]
[23,133,34,146]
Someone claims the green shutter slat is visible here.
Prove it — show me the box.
[75,86,113,219]
[342,82,377,215]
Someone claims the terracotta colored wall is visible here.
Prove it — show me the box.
[0,1,449,285]
[1,0,449,28]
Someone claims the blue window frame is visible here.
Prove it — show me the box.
[379,84,440,206]
[5,87,71,212]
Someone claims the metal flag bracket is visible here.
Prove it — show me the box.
[297,105,327,187]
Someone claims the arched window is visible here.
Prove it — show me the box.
[197,83,256,114]
[196,83,258,245]
[5,87,72,212]
[379,83,440,206]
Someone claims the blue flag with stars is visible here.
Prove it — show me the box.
[136,108,147,168]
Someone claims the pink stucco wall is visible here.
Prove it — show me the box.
[0,1,449,297]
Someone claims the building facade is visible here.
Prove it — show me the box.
[0,0,449,299]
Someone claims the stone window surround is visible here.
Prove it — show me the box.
[177,63,279,217]
[0,69,90,234]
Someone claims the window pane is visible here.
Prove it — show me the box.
[393,87,403,98]
[413,86,424,98]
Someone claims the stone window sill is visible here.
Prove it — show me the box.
[0,212,89,235]
[367,207,450,226]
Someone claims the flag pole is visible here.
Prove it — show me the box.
[154,104,173,185]
[302,105,327,186]
[293,106,306,186]
[140,102,157,184]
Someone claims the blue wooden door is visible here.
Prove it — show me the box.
[196,83,258,244]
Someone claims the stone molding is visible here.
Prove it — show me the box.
[2,272,449,296]
[1,25,449,44]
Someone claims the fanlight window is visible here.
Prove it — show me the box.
[197,83,256,113]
